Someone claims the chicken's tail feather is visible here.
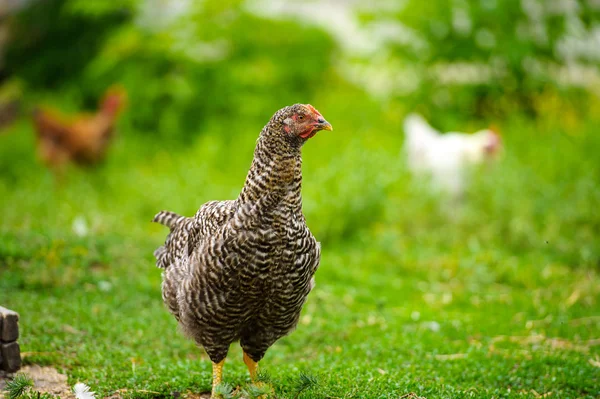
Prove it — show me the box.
[403,113,439,139]
[32,107,68,139]
[152,210,185,230]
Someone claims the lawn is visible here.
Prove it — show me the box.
[1,102,599,398]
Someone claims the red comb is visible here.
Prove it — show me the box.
[305,104,321,116]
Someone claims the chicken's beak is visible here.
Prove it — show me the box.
[315,117,333,131]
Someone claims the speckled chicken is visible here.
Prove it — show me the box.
[152,104,332,397]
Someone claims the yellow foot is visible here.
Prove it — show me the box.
[243,351,259,381]
[211,359,225,398]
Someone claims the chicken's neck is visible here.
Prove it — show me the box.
[237,131,303,211]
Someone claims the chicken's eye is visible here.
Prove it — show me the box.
[298,115,304,121]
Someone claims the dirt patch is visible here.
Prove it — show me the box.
[181,393,212,399]
[0,365,75,399]
[1,366,213,399]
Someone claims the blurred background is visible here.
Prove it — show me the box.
[1,0,598,263]
[1,0,599,396]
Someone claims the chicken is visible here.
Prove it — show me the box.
[152,104,333,397]
[403,113,501,196]
[32,86,126,168]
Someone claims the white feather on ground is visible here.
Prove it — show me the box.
[73,383,96,399]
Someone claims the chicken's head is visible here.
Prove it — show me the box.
[100,86,127,117]
[484,125,502,156]
[275,104,333,141]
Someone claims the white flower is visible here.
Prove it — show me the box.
[73,383,96,399]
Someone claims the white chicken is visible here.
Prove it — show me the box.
[403,113,501,197]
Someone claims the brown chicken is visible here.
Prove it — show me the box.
[33,86,126,168]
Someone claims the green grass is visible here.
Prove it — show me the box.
[1,102,599,398]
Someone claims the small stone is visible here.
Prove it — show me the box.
[1,341,21,372]
[0,306,19,341]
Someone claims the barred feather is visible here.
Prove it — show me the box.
[153,104,324,364]
[152,210,185,230]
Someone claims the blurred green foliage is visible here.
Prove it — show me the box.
[6,0,600,140]
[369,0,600,119]
[2,0,599,274]
[5,0,132,89]
[3,0,599,267]
[6,0,334,139]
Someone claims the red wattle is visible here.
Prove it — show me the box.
[299,128,317,139]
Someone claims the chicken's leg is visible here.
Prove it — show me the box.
[211,359,225,398]
[243,352,258,381]
[243,352,271,398]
